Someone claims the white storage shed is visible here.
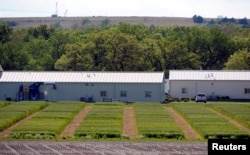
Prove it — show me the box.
[0,71,165,102]
[169,70,250,100]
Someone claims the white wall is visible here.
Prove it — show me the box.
[0,82,165,102]
[169,80,250,100]
[49,83,164,102]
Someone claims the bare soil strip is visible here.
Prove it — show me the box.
[60,106,92,137]
[123,107,138,139]
[207,107,250,134]
[165,107,202,140]
[0,111,39,137]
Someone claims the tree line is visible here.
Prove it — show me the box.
[0,22,249,76]
[192,15,249,27]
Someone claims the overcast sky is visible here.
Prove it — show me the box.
[0,0,249,18]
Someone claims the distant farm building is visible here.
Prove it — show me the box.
[169,70,250,100]
[0,71,165,102]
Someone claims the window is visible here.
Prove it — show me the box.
[244,88,250,94]
[100,91,107,97]
[120,91,127,97]
[145,91,152,97]
[182,88,188,93]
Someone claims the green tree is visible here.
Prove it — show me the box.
[0,24,12,43]
[0,42,29,70]
[106,33,142,71]
[224,50,250,69]
[55,42,94,71]
[23,38,53,70]
[187,26,236,69]
[101,18,111,27]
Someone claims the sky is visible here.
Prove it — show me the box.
[0,0,249,18]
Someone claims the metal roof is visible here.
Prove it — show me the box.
[0,71,164,83]
[169,70,250,81]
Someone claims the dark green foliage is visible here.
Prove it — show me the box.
[101,18,110,27]
[0,24,12,43]
[0,22,249,72]
[192,15,204,24]
[6,21,17,27]
[239,18,248,25]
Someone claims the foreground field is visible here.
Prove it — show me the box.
[0,101,249,141]
[0,141,207,155]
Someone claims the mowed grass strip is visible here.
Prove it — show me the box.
[0,102,11,108]
[208,103,250,129]
[171,102,250,139]
[9,102,84,139]
[0,102,47,132]
[134,103,184,139]
[75,103,124,139]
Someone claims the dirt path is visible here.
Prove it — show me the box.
[166,107,202,140]
[208,107,250,134]
[0,111,39,137]
[60,106,92,138]
[123,107,138,139]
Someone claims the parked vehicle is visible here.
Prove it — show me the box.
[195,93,207,103]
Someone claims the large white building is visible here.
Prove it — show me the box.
[0,71,165,102]
[169,70,250,100]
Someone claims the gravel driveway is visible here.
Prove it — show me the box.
[0,141,207,155]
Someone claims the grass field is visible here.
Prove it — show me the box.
[75,103,124,139]
[208,103,250,128]
[0,101,249,140]
[134,103,184,139]
[171,102,250,139]
[9,103,84,139]
[0,102,47,132]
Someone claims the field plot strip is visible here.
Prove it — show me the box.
[60,106,92,137]
[171,103,250,139]
[9,103,84,139]
[0,102,10,108]
[0,111,39,138]
[74,104,123,139]
[207,107,250,134]
[134,103,184,139]
[166,107,201,140]
[123,107,138,138]
[0,102,47,137]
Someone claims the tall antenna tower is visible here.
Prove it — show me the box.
[56,2,58,15]
[64,10,68,17]
[51,2,58,17]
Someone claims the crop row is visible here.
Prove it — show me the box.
[75,104,124,139]
[208,103,250,128]
[134,103,184,139]
[9,103,84,139]
[0,102,10,108]
[171,103,250,139]
[0,102,47,132]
